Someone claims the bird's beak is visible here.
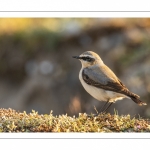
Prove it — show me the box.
[72,56,81,59]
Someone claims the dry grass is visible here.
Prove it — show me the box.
[0,108,150,132]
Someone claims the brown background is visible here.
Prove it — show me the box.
[0,18,150,118]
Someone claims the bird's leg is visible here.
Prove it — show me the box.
[88,101,113,117]
[100,100,109,113]
[102,102,113,113]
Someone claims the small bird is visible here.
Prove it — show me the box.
[73,51,147,112]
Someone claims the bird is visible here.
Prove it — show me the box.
[73,51,147,112]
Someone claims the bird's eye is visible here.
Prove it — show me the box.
[86,57,91,61]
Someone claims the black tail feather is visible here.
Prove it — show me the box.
[131,97,147,106]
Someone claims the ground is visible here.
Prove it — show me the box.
[0,108,150,132]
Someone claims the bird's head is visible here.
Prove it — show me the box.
[73,51,104,68]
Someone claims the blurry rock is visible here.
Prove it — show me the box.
[124,28,144,45]
[25,60,38,76]
[39,60,53,75]
[96,33,125,51]
[25,60,54,76]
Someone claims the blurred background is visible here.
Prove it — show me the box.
[0,18,150,117]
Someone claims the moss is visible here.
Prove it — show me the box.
[0,108,150,132]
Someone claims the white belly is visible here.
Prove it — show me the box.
[79,69,126,102]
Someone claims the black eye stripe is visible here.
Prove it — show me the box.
[81,57,94,62]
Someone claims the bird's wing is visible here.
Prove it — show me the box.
[82,65,140,99]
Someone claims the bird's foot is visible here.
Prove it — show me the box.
[100,111,107,114]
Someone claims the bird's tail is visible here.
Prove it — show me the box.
[131,97,147,106]
[129,92,147,106]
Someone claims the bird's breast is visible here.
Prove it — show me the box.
[79,69,109,101]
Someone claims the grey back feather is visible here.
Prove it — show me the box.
[83,65,118,85]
